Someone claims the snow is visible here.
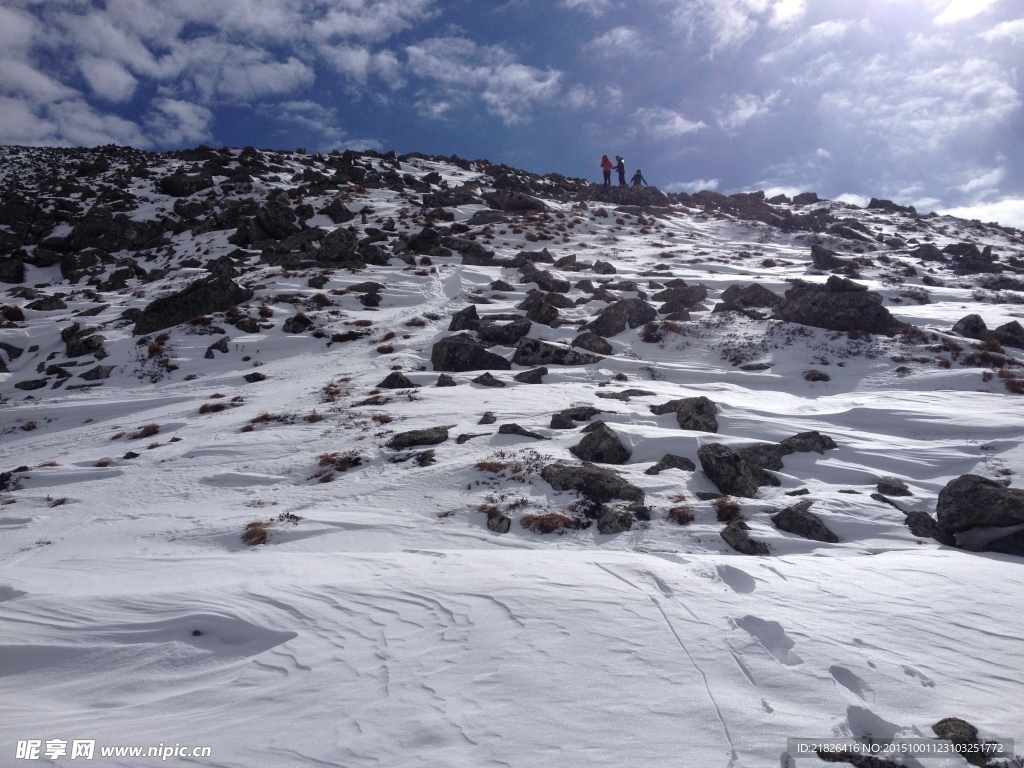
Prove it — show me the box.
[1,146,1023,766]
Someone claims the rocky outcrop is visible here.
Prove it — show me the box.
[541,462,644,503]
[936,474,1024,533]
[771,500,838,543]
[951,314,1024,349]
[133,275,253,335]
[431,333,512,372]
[780,431,837,454]
[477,317,532,345]
[645,454,696,475]
[719,283,784,310]
[569,422,631,464]
[571,332,613,355]
[550,406,603,429]
[378,372,418,389]
[721,521,770,555]
[387,426,449,449]
[776,278,903,336]
[698,443,778,498]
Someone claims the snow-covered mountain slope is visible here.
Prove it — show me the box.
[2,144,1023,767]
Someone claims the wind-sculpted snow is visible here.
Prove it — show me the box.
[1,145,1024,765]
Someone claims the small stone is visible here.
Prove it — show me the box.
[645,454,696,475]
[478,411,497,425]
[244,372,267,383]
[498,423,548,440]
[472,372,505,387]
[513,366,548,384]
[876,477,912,496]
[436,373,457,387]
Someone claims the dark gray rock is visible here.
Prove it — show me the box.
[472,372,505,387]
[436,373,457,387]
[877,477,912,496]
[653,284,708,314]
[387,426,449,449]
[513,366,547,384]
[204,337,229,359]
[78,365,115,381]
[0,257,25,284]
[487,514,511,533]
[593,260,616,275]
[645,454,696,475]
[498,423,548,440]
[158,170,214,197]
[283,314,313,334]
[777,279,903,336]
[936,474,1024,533]
[721,521,770,555]
[407,226,442,253]
[477,317,532,345]
[585,298,657,337]
[571,332,613,355]
[133,275,253,335]
[550,406,603,429]
[570,422,631,464]
[482,190,548,213]
[63,325,106,358]
[810,244,854,270]
[650,396,718,432]
[698,443,761,498]
[15,378,48,390]
[983,529,1024,557]
[931,718,989,768]
[321,197,356,224]
[448,305,480,331]
[315,226,360,264]
[771,500,838,543]
[597,508,633,535]
[520,264,570,293]
[541,462,644,503]
[741,443,785,471]
[431,333,511,372]
[780,431,837,454]
[378,372,418,389]
[512,338,601,367]
[26,295,67,311]
[478,411,496,425]
[720,283,784,310]
[244,371,267,383]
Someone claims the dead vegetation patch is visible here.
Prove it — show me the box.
[520,513,583,534]
[714,496,744,522]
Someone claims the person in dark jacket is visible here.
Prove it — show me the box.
[600,155,613,186]
[630,169,648,187]
[615,156,626,186]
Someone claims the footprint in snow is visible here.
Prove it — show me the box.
[902,665,935,687]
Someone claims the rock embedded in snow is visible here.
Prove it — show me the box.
[719,283,784,310]
[571,332,613,355]
[477,317,532,346]
[776,279,903,336]
[378,372,418,389]
[936,474,1024,533]
[448,305,480,332]
[435,373,456,387]
[550,406,603,429]
[596,508,633,535]
[133,275,253,335]
[650,396,718,433]
[512,366,547,384]
[771,500,839,544]
[541,462,644,503]
[472,372,505,388]
[585,298,658,338]
[569,422,631,465]
[497,423,548,440]
[741,443,785,471]
[431,333,512,372]
[387,426,449,450]
[645,454,696,475]
[780,431,837,454]
[511,338,601,367]
[698,443,764,498]
[876,477,912,496]
[720,520,770,555]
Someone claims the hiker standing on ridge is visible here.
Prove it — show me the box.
[600,155,613,186]
[615,156,626,186]
[631,168,648,187]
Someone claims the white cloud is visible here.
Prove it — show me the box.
[666,178,720,193]
[981,19,1024,43]
[634,106,707,140]
[673,0,810,55]
[146,98,211,146]
[561,0,614,16]
[405,37,562,125]
[586,27,643,57]
[0,59,77,103]
[939,198,1024,229]
[934,0,1000,26]
[0,96,59,146]
[564,85,594,110]
[48,98,150,147]
[959,167,1005,195]
[79,56,138,102]
[816,148,832,159]
[768,0,806,29]
[717,90,780,131]
[835,193,870,207]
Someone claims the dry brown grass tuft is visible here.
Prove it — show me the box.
[130,423,160,440]
[199,402,226,414]
[371,413,393,424]
[49,497,69,507]
[355,393,391,407]
[475,460,508,473]
[241,521,269,546]
[304,411,325,423]
[376,344,395,354]
[714,496,743,522]
[667,505,695,525]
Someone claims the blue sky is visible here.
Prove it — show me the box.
[1,0,1022,225]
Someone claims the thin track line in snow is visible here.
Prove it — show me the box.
[593,563,739,766]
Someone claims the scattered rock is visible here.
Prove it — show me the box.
[780,431,837,454]
[720,283,784,310]
[541,462,644,503]
[876,477,912,496]
[431,333,512,372]
[26,295,67,311]
[720,521,770,555]
[436,373,457,387]
[550,406,603,429]
[487,514,512,533]
[204,337,229,359]
[771,500,838,543]
[645,454,696,475]
[15,378,48,390]
[698,443,764,498]
[387,426,449,449]
[243,372,267,383]
[936,474,1024,533]
[283,314,313,334]
[477,317,532,345]
[498,423,548,440]
[134,275,253,335]
[931,718,989,768]
[448,305,480,331]
[456,433,489,444]
[472,372,505,387]
[585,298,658,337]
[597,508,633,535]
[570,422,631,464]
[478,412,497,425]
[378,371,418,389]
[650,396,718,432]
[511,338,601,366]
[776,279,903,336]
[571,332,613,355]
[78,365,115,381]
[740,443,785,471]
[513,366,547,384]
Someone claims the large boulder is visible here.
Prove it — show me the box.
[780,431,837,454]
[586,298,657,337]
[477,317,532,346]
[482,190,548,212]
[387,426,449,449]
[721,521,770,555]
[776,279,903,336]
[448,305,480,331]
[431,333,512,372]
[569,422,631,465]
[520,263,570,293]
[158,170,214,198]
[771,500,838,543]
[571,332,613,355]
[541,462,644,503]
[936,474,1024,533]
[0,256,25,284]
[720,283,784,310]
[512,338,601,366]
[316,226,360,264]
[650,396,718,432]
[697,443,762,498]
[810,244,855,271]
[652,284,708,314]
[133,275,254,335]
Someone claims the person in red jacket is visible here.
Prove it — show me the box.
[600,155,613,186]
